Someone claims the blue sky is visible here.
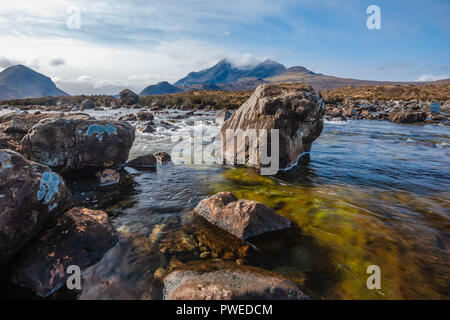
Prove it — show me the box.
[0,0,448,94]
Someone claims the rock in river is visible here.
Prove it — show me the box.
[127,154,157,169]
[136,111,154,121]
[11,207,118,297]
[155,152,172,164]
[221,83,324,171]
[96,168,120,186]
[21,118,135,172]
[194,192,291,240]
[163,260,309,300]
[0,149,72,265]
[389,109,427,123]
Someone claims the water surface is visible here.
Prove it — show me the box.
[2,107,449,299]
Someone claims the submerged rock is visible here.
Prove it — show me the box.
[118,114,137,122]
[21,118,135,172]
[96,168,120,186]
[12,207,118,297]
[0,149,72,265]
[141,124,154,133]
[163,260,309,300]
[127,154,157,169]
[120,89,139,105]
[221,83,324,171]
[136,111,154,121]
[155,152,172,164]
[194,192,291,240]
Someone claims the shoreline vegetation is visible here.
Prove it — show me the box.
[1,83,448,124]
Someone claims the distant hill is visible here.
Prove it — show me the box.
[265,67,450,90]
[0,65,68,100]
[140,81,183,96]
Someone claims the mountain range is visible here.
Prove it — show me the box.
[143,59,450,94]
[1,61,449,100]
[0,65,68,100]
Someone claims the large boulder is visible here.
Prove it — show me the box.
[194,192,291,240]
[11,207,118,297]
[163,260,309,300]
[21,118,135,172]
[120,89,139,105]
[221,83,324,171]
[0,149,72,265]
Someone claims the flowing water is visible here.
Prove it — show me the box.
[2,108,449,299]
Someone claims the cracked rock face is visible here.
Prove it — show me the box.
[221,83,324,171]
[21,118,135,172]
[0,149,72,265]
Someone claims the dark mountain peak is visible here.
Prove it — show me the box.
[174,59,286,87]
[246,59,286,79]
[284,66,315,75]
[0,64,68,100]
[216,58,232,66]
[258,59,283,66]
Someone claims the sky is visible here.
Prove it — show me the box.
[0,0,448,95]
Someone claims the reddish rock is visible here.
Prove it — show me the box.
[0,149,72,265]
[194,192,291,240]
[12,207,118,297]
[163,260,309,300]
[79,277,143,300]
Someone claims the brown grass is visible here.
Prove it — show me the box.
[321,84,450,103]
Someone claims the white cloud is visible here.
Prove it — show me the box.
[49,58,66,66]
[0,34,268,95]
[417,74,449,81]
[0,0,283,94]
